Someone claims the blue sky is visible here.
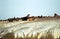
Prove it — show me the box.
[0,0,60,19]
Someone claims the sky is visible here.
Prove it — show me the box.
[0,0,60,20]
